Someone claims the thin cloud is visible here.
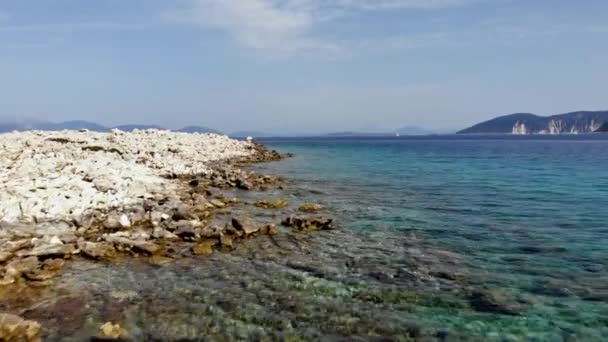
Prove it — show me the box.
[0,21,149,33]
[166,0,481,56]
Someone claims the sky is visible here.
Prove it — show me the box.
[1,0,607,134]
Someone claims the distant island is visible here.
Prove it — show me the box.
[0,119,439,137]
[0,120,221,135]
[459,110,608,134]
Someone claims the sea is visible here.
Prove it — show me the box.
[20,134,608,341]
[254,135,608,340]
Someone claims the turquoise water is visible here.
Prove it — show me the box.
[256,135,608,340]
[14,135,608,340]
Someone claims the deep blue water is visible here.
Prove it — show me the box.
[256,135,608,339]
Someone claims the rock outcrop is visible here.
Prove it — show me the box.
[0,129,304,286]
[0,129,253,225]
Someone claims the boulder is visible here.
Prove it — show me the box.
[209,199,226,208]
[77,241,117,260]
[23,259,66,281]
[6,240,32,253]
[298,203,322,212]
[151,227,179,240]
[41,258,65,272]
[0,313,41,342]
[150,211,169,227]
[231,218,260,236]
[103,235,161,255]
[168,220,201,241]
[198,226,222,239]
[281,216,334,232]
[169,204,196,221]
[192,194,214,209]
[220,234,234,250]
[259,224,279,236]
[192,240,218,256]
[254,199,289,209]
[235,177,253,190]
[5,257,40,279]
[98,322,128,340]
[103,214,123,230]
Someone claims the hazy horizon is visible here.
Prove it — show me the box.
[1,0,607,133]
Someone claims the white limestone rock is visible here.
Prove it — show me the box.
[0,130,254,227]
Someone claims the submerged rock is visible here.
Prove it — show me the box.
[220,234,234,250]
[192,240,218,256]
[298,203,323,212]
[0,313,41,342]
[282,216,334,232]
[468,289,522,315]
[98,322,128,340]
[254,199,289,209]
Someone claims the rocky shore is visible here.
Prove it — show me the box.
[0,129,333,340]
[0,130,555,341]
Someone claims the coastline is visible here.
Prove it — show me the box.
[0,129,332,340]
[1,133,604,340]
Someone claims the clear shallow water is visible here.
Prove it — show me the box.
[254,135,608,339]
[7,135,608,341]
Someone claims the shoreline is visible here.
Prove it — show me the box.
[0,130,332,340]
[1,133,596,340]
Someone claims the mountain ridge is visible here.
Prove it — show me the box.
[459,110,608,134]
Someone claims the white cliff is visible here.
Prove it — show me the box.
[547,119,565,134]
[511,121,529,135]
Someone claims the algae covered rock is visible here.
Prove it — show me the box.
[468,289,523,315]
[98,321,129,340]
[298,203,322,212]
[220,234,234,250]
[192,240,218,256]
[0,313,41,342]
[254,199,289,209]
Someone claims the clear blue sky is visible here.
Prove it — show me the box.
[1,0,607,133]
